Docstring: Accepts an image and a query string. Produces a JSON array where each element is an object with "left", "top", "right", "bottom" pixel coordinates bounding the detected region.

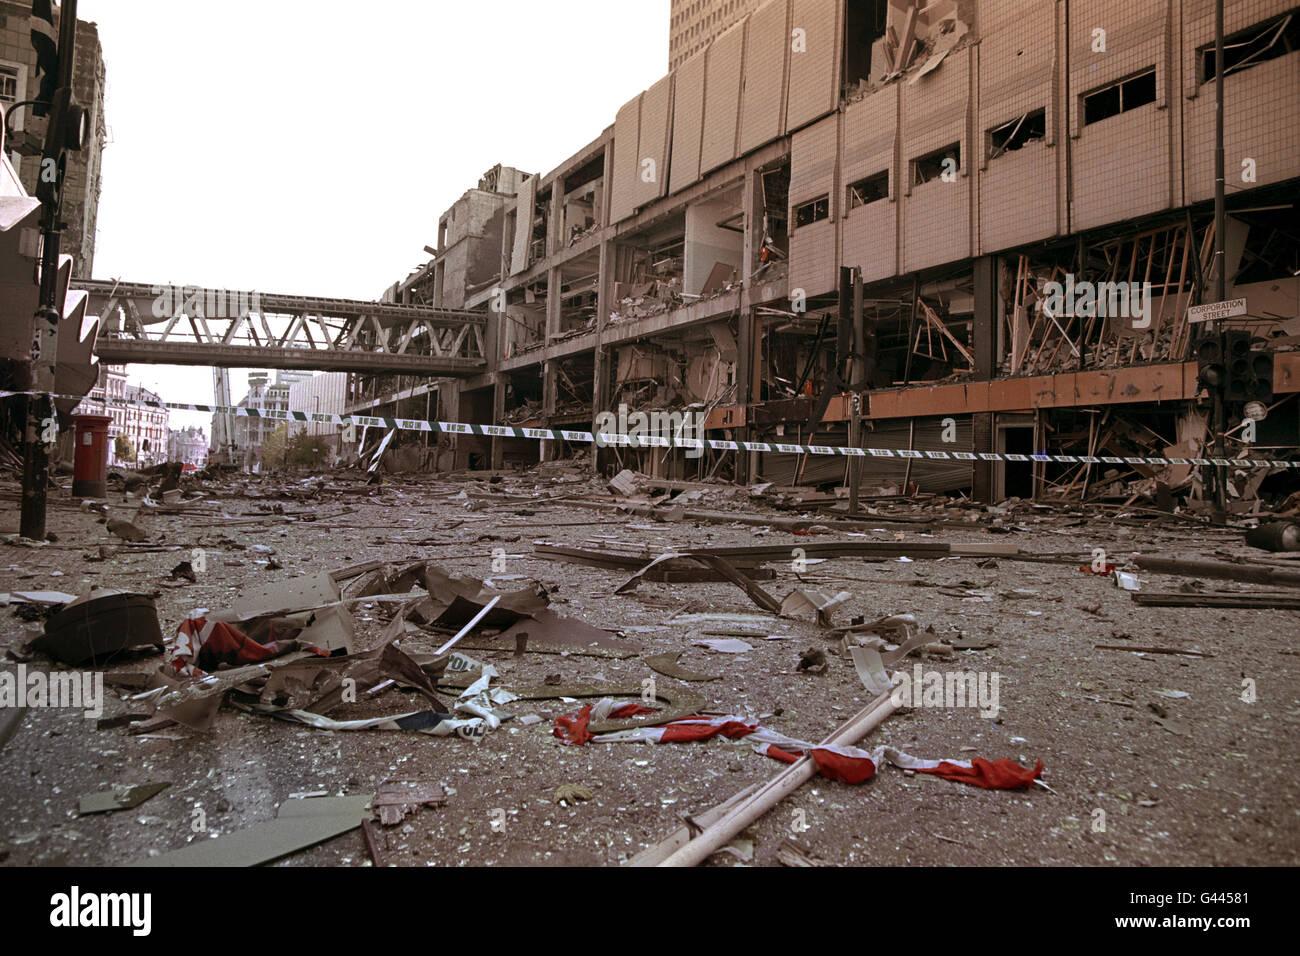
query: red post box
[{"left": 72, "top": 414, "right": 113, "bottom": 498}]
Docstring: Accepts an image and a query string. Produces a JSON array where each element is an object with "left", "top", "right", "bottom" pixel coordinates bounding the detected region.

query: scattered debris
[
  {"left": 134, "top": 795, "right": 374, "bottom": 867},
  {"left": 1132, "top": 592, "right": 1300, "bottom": 610},
  {"left": 372, "top": 779, "right": 448, "bottom": 826},
  {"left": 105, "top": 518, "right": 148, "bottom": 543},
  {"left": 644, "top": 651, "right": 720, "bottom": 682},
  {"left": 781, "top": 588, "right": 852, "bottom": 627},
  {"left": 776, "top": 840, "right": 824, "bottom": 867},
  {"left": 692, "top": 637, "right": 754, "bottom": 654},
  {"left": 1094, "top": 644, "right": 1213, "bottom": 657},
  {"left": 78, "top": 782, "right": 170, "bottom": 816},
  {"left": 23, "top": 590, "right": 164, "bottom": 666},
  {"left": 553, "top": 784, "right": 594, "bottom": 805},
  {"left": 1245, "top": 521, "right": 1300, "bottom": 552},
  {"left": 797, "top": 647, "right": 828, "bottom": 674}
]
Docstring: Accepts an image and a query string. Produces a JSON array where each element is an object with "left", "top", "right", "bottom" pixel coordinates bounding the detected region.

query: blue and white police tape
[{"left": 3, "top": 390, "right": 1295, "bottom": 470}]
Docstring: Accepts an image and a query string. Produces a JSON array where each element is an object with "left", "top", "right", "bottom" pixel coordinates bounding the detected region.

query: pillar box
[{"left": 72, "top": 414, "right": 113, "bottom": 498}]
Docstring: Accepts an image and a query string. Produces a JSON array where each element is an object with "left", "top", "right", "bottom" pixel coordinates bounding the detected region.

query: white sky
[{"left": 75, "top": 0, "right": 670, "bottom": 430}]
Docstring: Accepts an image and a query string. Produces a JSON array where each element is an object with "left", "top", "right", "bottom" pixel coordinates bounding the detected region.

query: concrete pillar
[
  {"left": 971, "top": 255, "right": 999, "bottom": 501},
  {"left": 441, "top": 385, "right": 462, "bottom": 469},
  {"left": 541, "top": 360, "right": 558, "bottom": 462},
  {"left": 548, "top": 177, "right": 566, "bottom": 257},
  {"left": 735, "top": 168, "right": 765, "bottom": 483},
  {"left": 972, "top": 255, "right": 999, "bottom": 379},
  {"left": 591, "top": 240, "right": 614, "bottom": 473},
  {"left": 546, "top": 267, "right": 561, "bottom": 341},
  {"left": 490, "top": 376, "right": 506, "bottom": 469},
  {"left": 972, "top": 412, "right": 995, "bottom": 504}
]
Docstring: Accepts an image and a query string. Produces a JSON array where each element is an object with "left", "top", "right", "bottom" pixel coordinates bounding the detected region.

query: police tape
[{"left": 3, "top": 389, "right": 1296, "bottom": 470}]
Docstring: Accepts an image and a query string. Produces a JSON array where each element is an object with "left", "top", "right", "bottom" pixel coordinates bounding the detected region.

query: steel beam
[
  {"left": 93, "top": 340, "right": 482, "bottom": 375},
  {"left": 71, "top": 278, "right": 488, "bottom": 377}
]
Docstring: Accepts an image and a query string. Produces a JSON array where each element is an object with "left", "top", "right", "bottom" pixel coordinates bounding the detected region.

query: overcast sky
[{"left": 75, "top": 0, "right": 670, "bottom": 430}]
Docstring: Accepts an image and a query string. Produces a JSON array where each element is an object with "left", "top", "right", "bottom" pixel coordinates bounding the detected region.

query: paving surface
[{"left": 1, "top": 469, "right": 1298, "bottom": 867}]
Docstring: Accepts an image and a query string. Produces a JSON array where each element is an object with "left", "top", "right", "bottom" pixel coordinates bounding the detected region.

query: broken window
[
  {"left": 1201, "top": 9, "right": 1299, "bottom": 82},
  {"left": 1232, "top": 206, "right": 1300, "bottom": 286},
  {"left": 987, "top": 109, "right": 1046, "bottom": 160},
  {"left": 847, "top": 171, "right": 889, "bottom": 209},
  {"left": 843, "top": 0, "right": 887, "bottom": 91},
  {"left": 1082, "top": 69, "right": 1156, "bottom": 126},
  {"left": 760, "top": 163, "right": 790, "bottom": 261},
  {"left": 794, "top": 195, "right": 830, "bottom": 229},
  {"left": 911, "top": 143, "right": 960, "bottom": 187}
]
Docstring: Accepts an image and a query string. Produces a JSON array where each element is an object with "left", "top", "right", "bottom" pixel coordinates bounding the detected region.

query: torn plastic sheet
[
  {"left": 168, "top": 575, "right": 363, "bottom": 677},
  {"left": 452, "top": 664, "right": 518, "bottom": 725},
  {"left": 261, "top": 663, "right": 516, "bottom": 740},
  {"left": 850, "top": 646, "right": 892, "bottom": 695},
  {"left": 270, "top": 708, "right": 493, "bottom": 739},
  {"left": 553, "top": 697, "right": 657, "bottom": 745},
  {"left": 556, "top": 706, "right": 1044, "bottom": 790},
  {"left": 758, "top": 740, "right": 1046, "bottom": 791},
  {"left": 169, "top": 617, "right": 317, "bottom": 677}
]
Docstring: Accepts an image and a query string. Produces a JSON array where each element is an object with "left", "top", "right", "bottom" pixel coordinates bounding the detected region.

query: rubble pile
[{"left": 1, "top": 454, "right": 1297, "bottom": 868}]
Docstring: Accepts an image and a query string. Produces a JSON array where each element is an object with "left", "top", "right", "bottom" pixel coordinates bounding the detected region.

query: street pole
[
  {"left": 19, "top": 0, "right": 79, "bottom": 540},
  {"left": 1211, "top": 0, "right": 1227, "bottom": 514}
]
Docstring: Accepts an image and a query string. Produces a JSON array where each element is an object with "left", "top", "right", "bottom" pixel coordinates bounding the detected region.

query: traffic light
[
  {"left": 29, "top": 0, "right": 89, "bottom": 210},
  {"left": 1195, "top": 333, "right": 1225, "bottom": 392},
  {"left": 34, "top": 87, "right": 88, "bottom": 208},
  {"left": 29, "top": 0, "right": 58, "bottom": 117},
  {"left": 1223, "top": 331, "right": 1273, "bottom": 403}
]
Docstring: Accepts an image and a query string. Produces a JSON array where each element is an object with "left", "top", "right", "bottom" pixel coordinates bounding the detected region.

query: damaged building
[
  {"left": 6, "top": 1, "right": 1300, "bottom": 880},
  {"left": 348, "top": 0, "right": 1300, "bottom": 509}
]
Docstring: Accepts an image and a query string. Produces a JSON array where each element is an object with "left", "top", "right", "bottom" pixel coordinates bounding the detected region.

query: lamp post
[{"left": 19, "top": 0, "right": 86, "bottom": 539}]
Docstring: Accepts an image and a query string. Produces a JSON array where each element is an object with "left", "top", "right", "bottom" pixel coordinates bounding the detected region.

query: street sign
[{"left": 1187, "top": 298, "right": 1247, "bottom": 323}]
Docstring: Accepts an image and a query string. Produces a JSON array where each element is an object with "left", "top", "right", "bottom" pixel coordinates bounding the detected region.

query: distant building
[
  {"left": 288, "top": 371, "right": 346, "bottom": 437},
  {"left": 120, "top": 383, "right": 168, "bottom": 466},
  {"left": 274, "top": 369, "right": 313, "bottom": 389},
  {"left": 73, "top": 365, "right": 168, "bottom": 466},
  {"left": 168, "top": 425, "right": 207, "bottom": 467},
  {"left": 286, "top": 372, "right": 348, "bottom": 466},
  {"left": 232, "top": 372, "right": 282, "bottom": 468}
]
